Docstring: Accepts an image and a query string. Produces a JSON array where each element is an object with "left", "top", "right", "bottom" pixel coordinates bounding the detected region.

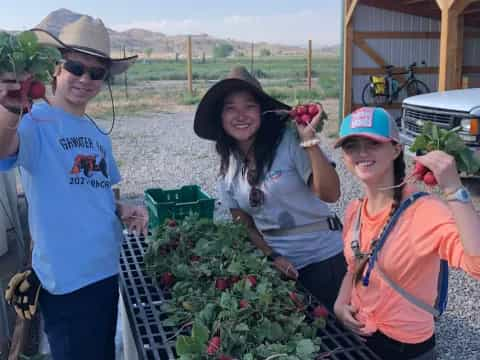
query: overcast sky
[{"left": 1, "top": 0, "right": 342, "bottom": 47}]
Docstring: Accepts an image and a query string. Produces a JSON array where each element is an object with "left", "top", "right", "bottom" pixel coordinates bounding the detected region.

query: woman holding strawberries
[
  {"left": 0, "top": 16, "right": 147, "bottom": 360},
  {"left": 334, "top": 107, "right": 480, "bottom": 359},
  {"left": 194, "top": 66, "right": 346, "bottom": 311}
]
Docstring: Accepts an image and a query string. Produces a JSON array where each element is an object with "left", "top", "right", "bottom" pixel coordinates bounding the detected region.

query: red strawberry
[
  {"left": 299, "top": 114, "right": 312, "bottom": 124},
  {"left": 215, "top": 278, "right": 229, "bottom": 291},
  {"left": 229, "top": 275, "right": 241, "bottom": 285},
  {"left": 313, "top": 305, "right": 328, "bottom": 319},
  {"left": 7, "top": 77, "right": 32, "bottom": 100},
  {"left": 295, "top": 105, "right": 307, "bottom": 115},
  {"left": 246, "top": 275, "right": 257, "bottom": 287},
  {"left": 412, "top": 162, "right": 428, "bottom": 180},
  {"left": 167, "top": 219, "right": 177, "bottom": 228},
  {"left": 160, "top": 272, "right": 175, "bottom": 287},
  {"left": 218, "top": 355, "right": 233, "bottom": 360},
  {"left": 28, "top": 81, "right": 46, "bottom": 99},
  {"left": 239, "top": 299, "right": 249, "bottom": 309},
  {"left": 423, "top": 172, "right": 438, "bottom": 186},
  {"left": 207, "top": 336, "right": 221, "bottom": 355},
  {"left": 308, "top": 104, "right": 319, "bottom": 116}
]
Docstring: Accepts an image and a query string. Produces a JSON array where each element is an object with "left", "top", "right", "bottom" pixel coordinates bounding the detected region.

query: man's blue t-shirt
[{"left": 0, "top": 103, "right": 123, "bottom": 294}]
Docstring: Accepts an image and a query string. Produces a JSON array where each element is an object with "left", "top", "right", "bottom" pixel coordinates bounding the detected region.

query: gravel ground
[{"left": 103, "top": 112, "right": 480, "bottom": 360}]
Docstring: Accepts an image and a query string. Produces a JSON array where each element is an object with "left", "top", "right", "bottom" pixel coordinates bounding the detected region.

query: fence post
[
  {"left": 250, "top": 42, "right": 255, "bottom": 74},
  {"left": 123, "top": 45, "right": 129, "bottom": 99},
  {"left": 187, "top": 35, "right": 193, "bottom": 96},
  {"left": 307, "top": 40, "right": 312, "bottom": 91}
]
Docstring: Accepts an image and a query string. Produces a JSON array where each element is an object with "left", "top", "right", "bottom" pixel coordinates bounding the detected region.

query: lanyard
[{"left": 351, "top": 192, "right": 428, "bottom": 286}]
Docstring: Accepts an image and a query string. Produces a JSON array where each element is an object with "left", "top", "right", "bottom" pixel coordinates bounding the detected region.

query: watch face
[{"left": 459, "top": 188, "right": 470, "bottom": 202}]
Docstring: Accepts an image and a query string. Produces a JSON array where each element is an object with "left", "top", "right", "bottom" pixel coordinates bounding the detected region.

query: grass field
[{"left": 88, "top": 55, "right": 341, "bottom": 118}]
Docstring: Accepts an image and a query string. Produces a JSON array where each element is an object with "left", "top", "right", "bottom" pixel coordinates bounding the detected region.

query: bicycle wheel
[
  {"left": 361, "top": 83, "right": 387, "bottom": 106},
  {"left": 406, "top": 80, "right": 430, "bottom": 97}
]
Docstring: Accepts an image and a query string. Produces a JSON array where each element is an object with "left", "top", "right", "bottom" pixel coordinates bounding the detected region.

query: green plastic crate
[{"left": 145, "top": 185, "right": 215, "bottom": 229}]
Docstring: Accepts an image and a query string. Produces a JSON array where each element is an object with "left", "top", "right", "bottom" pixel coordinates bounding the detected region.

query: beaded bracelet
[{"left": 300, "top": 137, "right": 321, "bottom": 148}]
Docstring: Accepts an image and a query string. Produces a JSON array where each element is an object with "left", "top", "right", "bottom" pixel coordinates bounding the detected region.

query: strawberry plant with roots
[
  {"left": 0, "top": 31, "right": 61, "bottom": 117},
  {"left": 381, "top": 122, "right": 480, "bottom": 191},
  {"left": 144, "top": 215, "right": 328, "bottom": 360},
  {"left": 263, "top": 102, "right": 328, "bottom": 134},
  {"left": 410, "top": 122, "right": 480, "bottom": 183}
]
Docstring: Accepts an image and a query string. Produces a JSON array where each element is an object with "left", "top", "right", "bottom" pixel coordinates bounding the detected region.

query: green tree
[
  {"left": 213, "top": 43, "right": 234, "bottom": 58},
  {"left": 143, "top": 48, "right": 153, "bottom": 63},
  {"left": 260, "top": 48, "right": 271, "bottom": 57}
]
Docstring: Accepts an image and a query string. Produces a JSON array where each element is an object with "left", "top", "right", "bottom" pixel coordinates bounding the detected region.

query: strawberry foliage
[
  {"left": 409, "top": 121, "right": 480, "bottom": 175},
  {"left": 0, "top": 31, "right": 60, "bottom": 82},
  {"left": 144, "top": 215, "right": 326, "bottom": 359}
]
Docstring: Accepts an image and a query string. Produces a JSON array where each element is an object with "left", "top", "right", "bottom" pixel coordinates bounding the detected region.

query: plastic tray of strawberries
[{"left": 119, "top": 233, "right": 380, "bottom": 360}]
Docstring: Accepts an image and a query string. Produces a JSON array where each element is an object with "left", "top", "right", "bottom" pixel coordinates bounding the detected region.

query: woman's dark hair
[
  {"left": 215, "top": 91, "right": 288, "bottom": 183},
  {"left": 354, "top": 147, "right": 406, "bottom": 284}
]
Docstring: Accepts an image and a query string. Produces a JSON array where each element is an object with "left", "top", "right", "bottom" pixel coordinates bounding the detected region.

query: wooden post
[
  {"left": 123, "top": 46, "right": 128, "bottom": 99},
  {"left": 187, "top": 35, "right": 193, "bottom": 95},
  {"left": 307, "top": 40, "right": 312, "bottom": 91},
  {"left": 437, "top": 0, "right": 476, "bottom": 90},
  {"left": 343, "top": 0, "right": 357, "bottom": 117},
  {"left": 250, "top": 42, "right": 255, "bottom": 74}
]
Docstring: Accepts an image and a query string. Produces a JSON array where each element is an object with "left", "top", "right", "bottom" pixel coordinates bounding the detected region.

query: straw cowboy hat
[
  {"left": 194, "top": 66, "right": 290, "bottom": 140},
  {"left": 31, "top": 16, "right": 137, "bottom": 75}
]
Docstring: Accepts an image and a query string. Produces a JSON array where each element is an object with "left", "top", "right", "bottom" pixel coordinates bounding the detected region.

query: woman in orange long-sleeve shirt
[{"left": 333, "top": 107, "right": 480, "bottom": 360}]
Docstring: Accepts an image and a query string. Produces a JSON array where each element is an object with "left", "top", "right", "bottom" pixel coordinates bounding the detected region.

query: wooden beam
[
  {"left": 353, "top": 66, "right": 438, "bottom": 75},
  {"left": 463, "top": 66, "right": 480, "bottom": 73},
  {"left": 464, "top": 7, "right": 480, "bottom": 14},
  {"left": 353, "top": 103, "right": 403, "bottom": 110},
  {"left": 353, "top": 37, "right": 408, "bottom": 82},
  {"left": 343, "top": 0, "right": 354, "bottom": 117},
  {"left": 403, "top": 0, "right": 430, "bottom": 4},
  {"left": 465, "top": 31, "right": 480, "bottom": 38},
  {"left": 457, "top": 0, "right": 480, "bottom": 13},
  {"left": 346, "top": 0, "right": 359, "bottom": 25},
  {"left": 438, "top": 0, "right": 479, "bottom": 90},
  {"left": 355, "top": 31, "right": 440, "bottom": 39},
  {"left": 455, "top": 14, "right": 465, "bottom": 88},
  {"left": 361, "top": 0, "right": 441, "bottom": 19},
  {"left": 438, "top": 6, "right": 459, "bottom": 90}
]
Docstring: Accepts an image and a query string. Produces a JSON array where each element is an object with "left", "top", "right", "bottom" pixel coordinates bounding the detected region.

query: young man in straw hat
[{"left": 0, "top": 16, "right": 146, "bottom": 359}]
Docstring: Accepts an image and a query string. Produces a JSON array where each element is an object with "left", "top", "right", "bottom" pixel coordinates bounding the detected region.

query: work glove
[{"left": 4, "top": 268, "right": 41, "bottom": 320}]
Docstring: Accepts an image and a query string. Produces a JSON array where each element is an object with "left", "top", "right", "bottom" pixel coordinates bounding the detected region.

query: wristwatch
[
  {"left": 445, "top": 186, "right": 471, "bottom": 203},
  {"left": 267, "top": 250, "right": 282, "bottom": 262}
]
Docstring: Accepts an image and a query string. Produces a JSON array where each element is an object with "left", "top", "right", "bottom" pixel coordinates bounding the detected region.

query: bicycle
[{"left": 361, "top": 61, "right": 430, "bottom": 106}]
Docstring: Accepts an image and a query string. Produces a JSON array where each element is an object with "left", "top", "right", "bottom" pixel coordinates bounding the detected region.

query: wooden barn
[{"left": 341, "top": 0, "right": 480, "bottom": 118}]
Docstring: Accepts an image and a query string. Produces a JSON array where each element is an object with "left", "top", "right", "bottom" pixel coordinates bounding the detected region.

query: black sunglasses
[
  {"left": 59, "top": 60, "right": 108, "bottom": 81},
  {"left": 246, "top": 163, "right": 265, "bottom": 208}
]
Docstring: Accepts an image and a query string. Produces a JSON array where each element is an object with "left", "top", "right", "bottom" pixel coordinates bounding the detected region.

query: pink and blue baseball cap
[{"left": 334, "top": 107, "right": 400, "bottom": 148}]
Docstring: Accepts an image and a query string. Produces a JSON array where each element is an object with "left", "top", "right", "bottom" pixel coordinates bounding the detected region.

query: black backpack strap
[
  {"left": 360, "top": 191, "right": 449, "bottom": 318},
  {"left": 362, "top": 192, "right": 429, "bottom": 286}
]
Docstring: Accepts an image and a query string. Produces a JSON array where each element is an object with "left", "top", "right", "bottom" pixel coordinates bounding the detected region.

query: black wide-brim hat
[{"left": 194, "top": 66, "right": 290, "bottom": 140}]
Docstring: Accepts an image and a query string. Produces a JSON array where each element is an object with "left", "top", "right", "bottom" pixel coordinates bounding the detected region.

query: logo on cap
[{"left": 350, "top": 108, "right": 374, "bottom": 129}]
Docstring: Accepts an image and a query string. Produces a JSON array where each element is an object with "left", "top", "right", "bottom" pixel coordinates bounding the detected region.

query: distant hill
[{"left": 27, "top": 8, "right": 339, "bottom": 59}]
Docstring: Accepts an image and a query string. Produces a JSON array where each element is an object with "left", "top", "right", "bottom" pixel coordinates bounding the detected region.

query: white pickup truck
[{"left": 399, "top": 88, "right": 480, "bottom": 156}]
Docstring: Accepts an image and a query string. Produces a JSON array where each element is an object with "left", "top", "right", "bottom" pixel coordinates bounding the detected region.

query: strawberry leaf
[{"left": 0, "top": 31, "right": 60, "bottom": 82}]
